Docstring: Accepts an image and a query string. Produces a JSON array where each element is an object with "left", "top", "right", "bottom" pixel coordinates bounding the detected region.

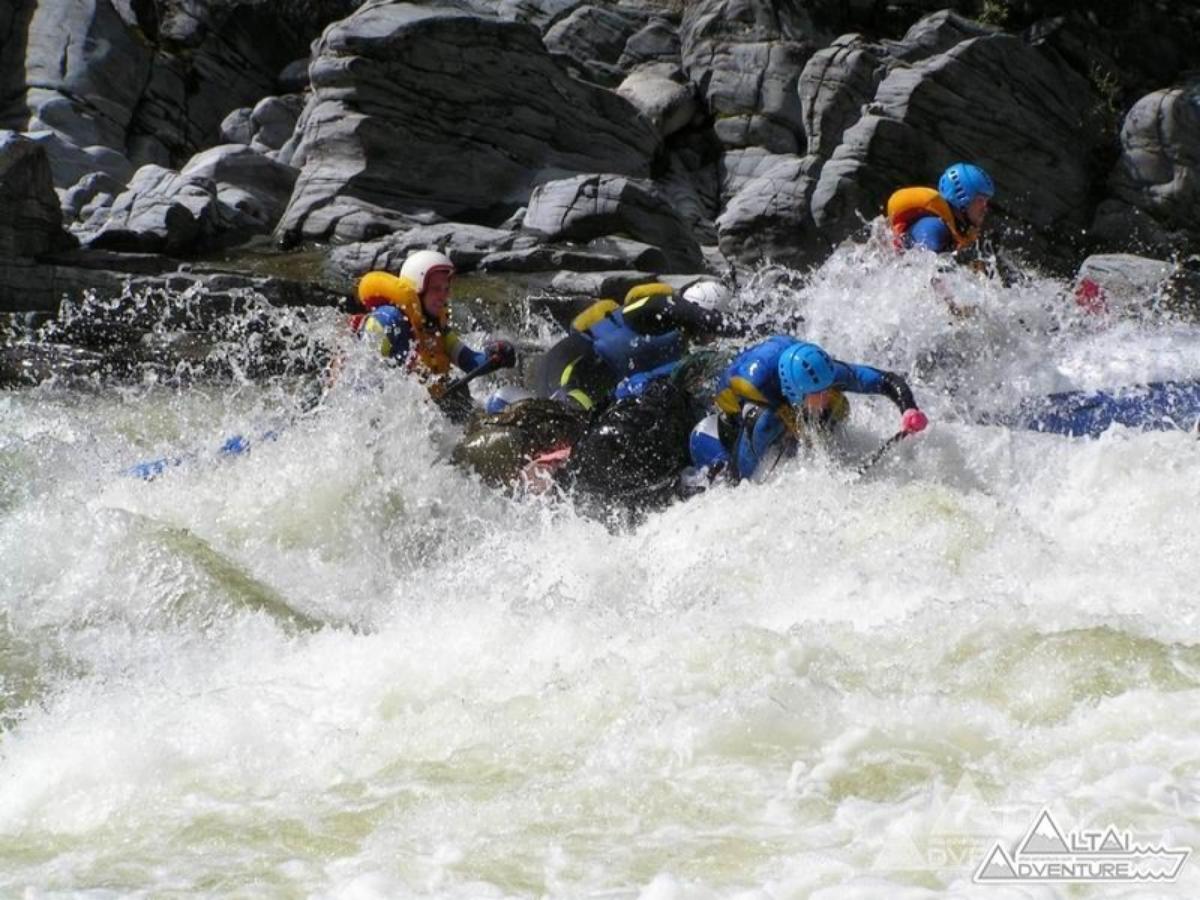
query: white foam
[{"left": 2, "top": 252, "right": 1198, "bottom": 895}]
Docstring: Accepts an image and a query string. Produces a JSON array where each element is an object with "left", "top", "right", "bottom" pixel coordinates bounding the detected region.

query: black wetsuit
[{"left": 536, "top": 294, "right": 738, "bottom": 411}]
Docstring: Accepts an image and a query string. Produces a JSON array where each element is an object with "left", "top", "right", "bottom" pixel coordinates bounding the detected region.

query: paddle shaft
[
  {"left": 855, "top": 430, "right": 908, "bottom": 476},
  {"left": 442, "top": 356, "right": 501, "bottom": 396}
]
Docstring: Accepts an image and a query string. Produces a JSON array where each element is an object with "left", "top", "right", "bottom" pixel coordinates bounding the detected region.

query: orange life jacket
[
  {"left": 886, "top": 186, "right": 978, "bottom": 251},
  {"left": 355, "top": 271, "right": 452, "bottom": 375}
]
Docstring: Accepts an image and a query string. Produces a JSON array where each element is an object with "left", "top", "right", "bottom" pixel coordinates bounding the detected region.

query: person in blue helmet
[
  {"left": 687, "top": 336, "right": 928, "bottom": 483},
  {"left": 887, "top": 162, "right": 995, "bottom": 255}
]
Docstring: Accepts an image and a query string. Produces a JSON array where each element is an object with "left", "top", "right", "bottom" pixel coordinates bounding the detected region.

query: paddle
[
  {"left": 432, "top": 354, "right": 512, "bottom": 424},
  {"left": 441, "top": 355, "right": 504, "bottom": 397},
  {"left": 854, "top": 430, "right": 909, "bottom": 477}
]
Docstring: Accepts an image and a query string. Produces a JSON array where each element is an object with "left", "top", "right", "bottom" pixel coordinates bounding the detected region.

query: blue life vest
[{"left": 587, "top": 310, "right": 684, "bottom": 378}]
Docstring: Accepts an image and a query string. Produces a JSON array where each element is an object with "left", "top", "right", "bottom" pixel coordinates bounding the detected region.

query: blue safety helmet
[
  {"left": 778, "top": 343, "right": 835, "bottom": 405},
  {"left": 938, "top": 163, "right": 994, "bottom": 213}
]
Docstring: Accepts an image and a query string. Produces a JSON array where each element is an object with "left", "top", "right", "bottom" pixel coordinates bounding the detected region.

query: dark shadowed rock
[
  {"left": 1025, "top": 9, "right": 1200, "bottom": 115},
  {"left": 4, "top": 0, "right": 362, "bottom": 178},
  {"left": 130, "top": 1, "right": 356, "bottom": 164},
  {"left": 492, "top": 0, "right": 584, "bottom": 30},
  {"left": 522, "top": 174, "right": 704, "bottom": 272},
  {"left": 659, "top": 126, "right": 722, "bottom": 245},
  {"left": 544, "top": 4, "right": 648, "bottom": 86},
  {"left": 277, "top": 58, "right": 312, "bottom": 94},
  {"left": 549, "top": 269, "right": 658, "bottom": 299},
  {"left": 199, "top": 95, "right": 301, "bottom": 167},
  {"left": 277, "top": 4, "right": 659, "bottom": 245},
  {"left": 618, "top": 18, "right": 681, "bottom": 69},
  {"left": 579, "top": 235, "right": 668, "bottom": 270},
  {"left": 1091, "top": 82, "right": 1200, "bottom": 257},
  {"left": 0, "top": 131, "right": 73, "bottom": 259},
  {"left": 329, "top": 217, "right": 669, "bottom": 277},
  {"left": 884, "top": 10, "right": 996, "bottom": 64},
  {"left": 0, "top": 253, "right": 342, "bottom": 321}
]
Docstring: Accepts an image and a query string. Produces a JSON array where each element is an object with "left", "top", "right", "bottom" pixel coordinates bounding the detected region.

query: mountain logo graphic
[
  {"left": 974, "top": 808, "right": 1191, "bottom": 884},
  {"left": 1018, "top": 810, "right": 1070, "bottom": 855}
]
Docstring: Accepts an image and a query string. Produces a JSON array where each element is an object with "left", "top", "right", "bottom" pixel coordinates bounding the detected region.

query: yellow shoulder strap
[
  {"left": 623, "top": 282, "right": 674, "bottom": 306},
  {"left": 571, "top": 299, "right": 620, "bottom": 333}
]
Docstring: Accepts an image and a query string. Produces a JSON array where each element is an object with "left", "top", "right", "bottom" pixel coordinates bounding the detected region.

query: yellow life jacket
[
  {"left": 886, "top": 186, "right": 978, "bottom": 250},
  {"left": 570, "top": 299, "right": 620, "bottom": 333},
  {"left": 569, "top": 282, "right": 676, "bottom": 333},
  {"left": 623, "top": 281, "right": 674, "bottom": 305},
  {"left": 356, "top": 271, "right": 452, "bottom": 375},
  {"left": 777, "top": 391, "right": 850, "bottom": 438}
]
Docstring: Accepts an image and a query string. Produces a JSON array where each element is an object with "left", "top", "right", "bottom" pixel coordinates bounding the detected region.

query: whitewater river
[{"left": 2, "top": 249, "right": 1198, "bottom": 897}]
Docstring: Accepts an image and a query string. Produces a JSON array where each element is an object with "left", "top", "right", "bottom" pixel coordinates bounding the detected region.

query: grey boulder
[
  {"left": 23, "top": 131, "right": 134, "bottom": 193},
  {"left": 549, "top": 269, "right": 658, "bottom": 299},
  {"left": 328, "top": 223, "right": 533, "bottom": 280},
  {"left": 479, "top": 237, "right": 668, "bottom": 274},
  {"left": 78, "top": 164, "right": 259, "bottom": 255},
  {"left": 277, "top": 4, "right": 659, "bottom": 246},
  {"left": 181, "top": 145, "right": 299, "bottom": 228},
  {"left": 680, "top": 0, "right": 818, "bottom": 153},
  {"left": 717, "top": 149, "right": 823, "bottom": 267},
  {"left": 618, "top": 18, "right": 682, "bottom": 69},
  {"left": 617, "top": 64, "right": 698, "bottom": 138},
  {"left": 522, "top": 174, "right": 704, "bottom": 273},
  {"left": 249, "top": 96, "right": 306, "bottom": 154},
  {"left": 799, "top": 34, "right": 886, "bottom": 159},
  {"left": 1091, "top": 82, "right": 1200, "bottom": 256},
  {"left": 543, "top": 4, "right": 649, "bottom": 86}
]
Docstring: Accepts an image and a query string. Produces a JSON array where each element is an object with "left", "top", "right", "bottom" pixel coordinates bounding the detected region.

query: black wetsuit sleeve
[
  {"left": 878, "top": 370, "right": 917, "bottom": 411},
  {"left": 535, "top": 331, "right": 593, "bottom": 397},
  {"left": 622, "top": 294, "right": 731, "bottom": 337}
]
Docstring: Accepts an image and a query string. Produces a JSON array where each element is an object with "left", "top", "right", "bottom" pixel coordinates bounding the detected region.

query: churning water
[{"left": 2, "top": 247, "right": 1198, "bottom": 898}]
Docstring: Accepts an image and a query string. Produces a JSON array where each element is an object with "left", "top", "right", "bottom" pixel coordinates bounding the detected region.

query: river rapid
[{"left": 2, "top": 246, "right": 1198, "bottom": 898}]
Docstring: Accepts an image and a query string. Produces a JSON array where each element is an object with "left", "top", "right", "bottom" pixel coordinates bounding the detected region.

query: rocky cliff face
[{"left": 2, "top": 0, "right": 1199, "bottom": 314}]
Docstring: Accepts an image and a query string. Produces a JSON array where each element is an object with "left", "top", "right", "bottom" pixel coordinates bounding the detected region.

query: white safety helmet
[
  {"left": 682, "top": 280, "right": 732, "bottom": 313},
  {"left": 400, "top": 249, "right": 455, "bottom": 294}
]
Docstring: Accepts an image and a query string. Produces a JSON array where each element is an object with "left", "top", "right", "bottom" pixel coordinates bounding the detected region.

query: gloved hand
[
  {"left": 901, "top": 408, "right": 929, "bottom": 434},
  {"left": 484, "top": 339, "right": 516, "bottom": 369}
]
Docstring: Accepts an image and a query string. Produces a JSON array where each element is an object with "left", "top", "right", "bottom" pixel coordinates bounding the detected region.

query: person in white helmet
[
  {"left": 535, "top": 279, "right": 741, "bottom": 412},
  {"left": 352, "top": 250, "right": 516, "bottom": 419}
]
